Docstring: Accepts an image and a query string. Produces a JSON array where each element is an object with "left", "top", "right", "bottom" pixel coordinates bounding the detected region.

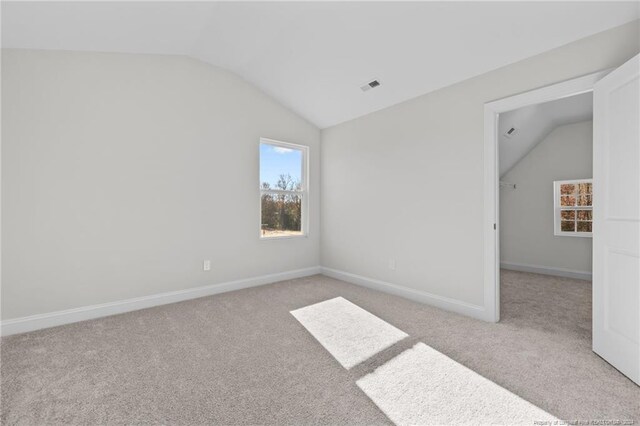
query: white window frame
[
  {"left": 553, "top": 178, "right": 593, "bottom": 238},
  {"left": 259, "top": 138, "right": 309, "bottom": 240}
]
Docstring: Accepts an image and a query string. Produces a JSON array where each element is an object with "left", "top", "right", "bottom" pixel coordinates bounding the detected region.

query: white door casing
[
  {"left": 484, "top": 70, "right": 610, "bottom": 323},
  {"left": 592, "top": 54, "right": 640, "bottom": 385}
]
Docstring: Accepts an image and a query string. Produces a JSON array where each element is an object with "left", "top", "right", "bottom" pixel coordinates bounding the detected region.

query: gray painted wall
[
  {"left": 320, "top": 21, "right": 638, "bottom": 308},
  {"left": 500, "top": 121, "right": 593, "bottom": 276},
  {"left": 1, "top": 49, "right": 320, "bottom": 320},
  {"left": 2, "top": 21, "right": 638, "bottom": 322}
]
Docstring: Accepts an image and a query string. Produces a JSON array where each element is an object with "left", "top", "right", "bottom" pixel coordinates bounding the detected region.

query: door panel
[
  {"left": 593, "top": 54, "right": 640, "bottom": 385},
  {"left": 605, "top": 248, "right": 639, "bottom": 343}
]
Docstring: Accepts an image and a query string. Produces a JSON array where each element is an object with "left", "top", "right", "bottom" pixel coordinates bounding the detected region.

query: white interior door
[{"left": 592, "top": 54, "right": 640, "bottom": 385}]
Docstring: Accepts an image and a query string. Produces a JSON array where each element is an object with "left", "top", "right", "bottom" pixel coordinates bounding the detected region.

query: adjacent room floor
[{"left": 2, "top": 271, "right": 638, "bottom": 424}]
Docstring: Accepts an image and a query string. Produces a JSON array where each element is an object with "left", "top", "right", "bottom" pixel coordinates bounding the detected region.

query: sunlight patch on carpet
[
  {"left": 290, "top": 297, "right": 408, "bottom": 369},
  {"left": 356, "top": 342, "right": 558, "bottom": 425}
]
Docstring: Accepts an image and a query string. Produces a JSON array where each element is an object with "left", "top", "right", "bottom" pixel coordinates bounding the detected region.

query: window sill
[
  {"left": 554, "top": 232, "right": 593, "bottom": 238},
  {"left": 260, "top": 234, "right": 308, "bottom": 241}
]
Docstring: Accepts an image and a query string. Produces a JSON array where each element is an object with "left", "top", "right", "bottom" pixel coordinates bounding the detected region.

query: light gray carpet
[{"left": 2, "top": 270, "right": 638, "bottom": 424}]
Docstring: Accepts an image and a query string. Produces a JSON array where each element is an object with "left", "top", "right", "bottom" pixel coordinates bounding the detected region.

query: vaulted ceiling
[
  {"left": 2, "top": 2, "right": 638, "bottom": 128},
  {"left": 499, "top": 92, "right": 593, "bottom": 177}
]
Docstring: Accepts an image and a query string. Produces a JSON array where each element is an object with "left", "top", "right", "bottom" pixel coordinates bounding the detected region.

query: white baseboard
[
  {"left": 8, "top": 262, "right": 587, "bottom": 337},
  {"left": 500, "top": 262, "right": 591, "bottom": 281},
  {"left": 320, "top": 267, "right": 489, "bottom": 321},
  {"left": 1, "top": 266, "right": 321, "bottom": 336}
]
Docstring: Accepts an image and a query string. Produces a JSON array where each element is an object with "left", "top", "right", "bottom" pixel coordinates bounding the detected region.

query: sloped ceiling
[
  {"left": 2, "top": 2, "right": 638, "bottom": 128},
  {"left": 499, "top": 92, "right": 593, "bottom": 177}
]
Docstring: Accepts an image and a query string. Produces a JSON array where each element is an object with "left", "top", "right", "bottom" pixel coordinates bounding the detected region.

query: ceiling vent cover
[
  {"left": 360, "top": 79, "right": 381, "bottom": 92},
  {"left": 504, "top": 127, "right": 517, "bottom": 138}
]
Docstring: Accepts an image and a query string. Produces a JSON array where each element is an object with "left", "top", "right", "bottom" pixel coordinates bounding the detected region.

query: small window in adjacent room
[
  {"left": 259, "top": 139, "right": 308, "bottom": 239},
  {"left": 553, "top": 179, "right": 593, "bottom": 237}
]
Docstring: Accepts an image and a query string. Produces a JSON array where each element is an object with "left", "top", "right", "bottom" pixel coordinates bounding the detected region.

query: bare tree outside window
[
  {"left": 554, "top": 179, "right": 593, "bottom": 237},
  {"left": 259, "top": 141, "right": 307, "bottom": 238}
]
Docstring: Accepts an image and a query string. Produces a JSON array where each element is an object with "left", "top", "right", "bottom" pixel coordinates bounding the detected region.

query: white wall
[
  {"left": 500, "top": 121, "right": 593, "bottom": 277},
  {"left": 321, "top": 21, "right": 639, "bottom": 314},
  {"left": 1, "top": 49, "right": 320, "bottom": 320}
]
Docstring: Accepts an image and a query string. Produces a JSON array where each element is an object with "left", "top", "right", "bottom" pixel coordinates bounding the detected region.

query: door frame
[{"left": 482, "top": 69, "right": 611, "bottom": 323}]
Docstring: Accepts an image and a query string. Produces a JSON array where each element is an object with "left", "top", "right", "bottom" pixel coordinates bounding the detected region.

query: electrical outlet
[
  {"left": 388, "top": 259, "right": 396, "bottom": 271},
  {"left": 203, "top": 260, "right": 211, "bottom": 271}
]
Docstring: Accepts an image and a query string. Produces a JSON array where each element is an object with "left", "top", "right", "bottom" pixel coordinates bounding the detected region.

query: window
[
  {"left": 553, "top": 179, "right": 592, "bottom": 237},
  {"left": 259, "top": 139, "right": 308, "bottom": 238}
]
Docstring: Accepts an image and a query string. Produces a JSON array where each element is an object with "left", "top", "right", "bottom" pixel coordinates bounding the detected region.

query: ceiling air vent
[
  {"left": 504, "top": 127, "right": 517, "bottom": 138},
  {"left": 360, "top": 79, "right": 381, "bottom": 92}
]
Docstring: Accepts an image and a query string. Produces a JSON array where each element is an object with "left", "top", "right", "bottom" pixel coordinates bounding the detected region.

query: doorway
[
  {"left": 483, "top": 55, "right": 640, "bottom": 385},
  {"left": 498, "top": 92, "right": 594, "bottom": 340},
  {"left": 482, "top": 70, "right": 608, "bottom": 323},
  {"left": 499, "top": 92, "right": 594, "bottom": 276}
]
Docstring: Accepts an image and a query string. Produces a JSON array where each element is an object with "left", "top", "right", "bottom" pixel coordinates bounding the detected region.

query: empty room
[
  {"left": 499, "top": 93, "right": 595, "bottom": 337},
  {"left": 1, "top": 2, "right": 639, "bottom": 425}
]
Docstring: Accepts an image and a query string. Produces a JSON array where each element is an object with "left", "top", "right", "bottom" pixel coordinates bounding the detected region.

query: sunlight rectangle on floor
[
  {"left": 356, "top": 342, "right": 557, "bottom": 425},
  {"left": 290, "top": 297, "right": 408, "bottom": 369}
]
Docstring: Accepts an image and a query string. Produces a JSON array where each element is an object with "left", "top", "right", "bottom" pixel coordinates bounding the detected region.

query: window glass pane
[
  {"left": 577, "top": 195, "right": 592, "bottom": 206},
  {"left": 577, "top": 210, "right": 592, "bottom": 221},
  {"left": 560, "top": 184, "right": 575, "bottom": 195},
  {"left": 259, "top": 143, "right": 303, "bottom": 190},
  {"left": 261, "top": 193, "right": 302, "bottom": 237},
  {"left": 560, "top": 195, "right": 576, "bottom": 206},
  {"left": 578, "top": 182, "right": 592, "bottom": 195},
  {"left": 561, "top": 221, "right": 575, "bottom": 232},
  {"left": 561, "top": 210, "right": 576, "bottom": 220},
  {"left": 577, "top": 221, "right": 592, "bottom": 232}
]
